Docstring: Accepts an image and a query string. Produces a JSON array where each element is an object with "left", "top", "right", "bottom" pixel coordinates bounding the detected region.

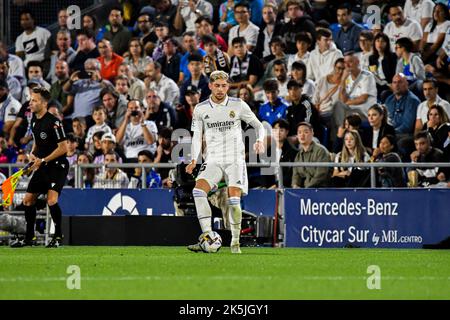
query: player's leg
[
  {"left": 225, "top": 162, "right": 248, "bottom": 254},
  {"left": 10, "top": 192, "right": 38, "bottom": 247}
]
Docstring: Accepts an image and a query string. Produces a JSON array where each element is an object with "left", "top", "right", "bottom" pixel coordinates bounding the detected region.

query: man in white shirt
[
  {"left": 332, "top": 52, "right": 377, "bottom": 138},
  {"left": 403, "top": 0, "right": 435, "bottom": 30},
  {"left": 174, "top": 0, "right": 213, "bottom": 33},
  {"left": 306, "top": 28, "right": 343, "bottom": 82},
  {"left": 0, "top": 79, "right": 20, "bottom": 137},
  {"left": 415, "top": 78, "right": 450, "bottom": 133},
  {"left": 15, "top": 9, "right": 51, "bottom": 66},
  {"left": 228, "top": 2, "right": 260, "bottom": 55},
  {"left": 115, "top": 100, "right": 158, "bottom": 160},
  {"left": 93, "top": 151, "right": 129, "bottom": 189},
  {"left": 145, "top": 61, "right": 180, "bottom": 107},
  {"left": 185, "top": 70, "right": 265, "bottom": 254},
  {"left": 0, "top": 41, "right": 25, "bottom": 83},
  {"left": 384, "top": 5, "right": 423, "bottom": 51}
]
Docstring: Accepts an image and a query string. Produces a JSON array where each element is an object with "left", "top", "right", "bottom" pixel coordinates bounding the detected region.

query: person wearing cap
[
  {"left": 175, "top": 85, "right": 200, "bottom": 130},
  {"left": 0, "top": 58, "right": 22, "bottom": 101},
  {"left": 292, "top": 122, "right": 331, "bottom": 188},
  {"left": 93, "top": 132, "right": 125, "bottom": 165},
  {"left": 116, "top": 99, "right": 158, "bottom": 161},
  {"left": 144, "top": 89, "right": 176, "bottom": 131},
  {"left": 179, "top": 53, "right": 210, "bottom": 106},
  {"left": 0, "top": 79, "right": 20, "bottom": 138}
]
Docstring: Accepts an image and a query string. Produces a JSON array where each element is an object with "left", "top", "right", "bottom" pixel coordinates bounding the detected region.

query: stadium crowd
[{"left": 1, "top": 0, "right": 450, "bottom": 193}]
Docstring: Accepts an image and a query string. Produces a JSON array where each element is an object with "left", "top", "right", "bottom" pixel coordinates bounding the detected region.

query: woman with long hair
[
  {"left": 371, "top": 134, "right": 406, "bottom": 187},
  {"left": 419, "top": 3, "right": 450, "bottom": 64},
  {"left": 365, "top": 104, "right": 396, "bottom": 156},
  {"left": 332, "top": 130, "right": 370, "bottom": 187},
  {"left": 123, "top": 38, "right": 153, "bottom": 80},
  {"left": 423, "top": 104, "right": 450, "bottom": 151},
  {"left": 368, "top": 33, "right": 398, "bottom": 102}
]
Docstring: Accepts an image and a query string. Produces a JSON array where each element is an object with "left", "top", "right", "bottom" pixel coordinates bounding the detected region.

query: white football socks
[
  {"left": 228, "top": 197, "right": 242, "bottom": 245},
  {"left": 193, "top": 188, "right": 212, "bottom": 234}
]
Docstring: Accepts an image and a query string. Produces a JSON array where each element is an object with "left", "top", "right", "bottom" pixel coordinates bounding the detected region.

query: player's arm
[
  {"left": 240, "top": 100, "right": 266, "bottom": 154},
  {"left": 186, "top": 107, "right": 203, "bottom": 174}
]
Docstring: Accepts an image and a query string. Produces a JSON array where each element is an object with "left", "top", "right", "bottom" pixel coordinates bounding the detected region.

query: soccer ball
[{"left": 199, "top": 231, "right": 222, "bottom": 253}]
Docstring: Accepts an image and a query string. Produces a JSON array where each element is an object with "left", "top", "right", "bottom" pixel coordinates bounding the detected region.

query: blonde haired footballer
[{"left": 186, "top": 71, "right": 265, "bottom": 254}]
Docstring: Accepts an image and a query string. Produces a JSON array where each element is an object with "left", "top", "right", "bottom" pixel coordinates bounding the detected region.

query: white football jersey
[{"left": 191, "top": 95, "right": 264, "bottom": 164}]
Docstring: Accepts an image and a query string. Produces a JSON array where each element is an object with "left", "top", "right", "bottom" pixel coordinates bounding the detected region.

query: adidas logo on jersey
[{"left": 204, "top": 115, "right": 210, "bottom": 119}]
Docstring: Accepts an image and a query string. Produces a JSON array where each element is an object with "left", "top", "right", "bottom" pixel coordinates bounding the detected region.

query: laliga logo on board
[{"left": 102, "top": 192, "right": 140, "bottom": 216}]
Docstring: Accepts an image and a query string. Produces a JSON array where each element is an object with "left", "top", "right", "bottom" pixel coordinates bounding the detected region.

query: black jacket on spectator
[
  {"left": 103, "top": 25, "right": 132, "bottom": 56},
  {"left": 260, "top": 141, "right": 298, "bottom": 188},
  {"left": 375, "top": 152, "right": 406, "bottom": 187},
  {"left": 179, "top": 74, "right": 211, "bottom": 106},
  {"left": 368, "top": 51, "right": 398, "bottom": 85},
  {"left": 69, "top": 47, "right": 100, "bottom": 73},
  {"left": 253, "top": 21, "right": 284, "bottom": 59},
  {"left": 147, "top": 101, "right": 177, "bottom": 131},
  {"left": 363, "top": 123, "right": 396, "bottom": 153},
  {"left": 425, "top": 123, "right": 450, "bottom": 155},
  {"left": 280, "top": 15, "right": 316, "bottom": 54},
  {"left": 286, "top": 95, "right": 321, "bottom": 139},
  {"left": 415, "top": 148, "right": 448, "bottom": 186},
  {"left": 157, "top": 53, "right": 182, "bottom": 84}
]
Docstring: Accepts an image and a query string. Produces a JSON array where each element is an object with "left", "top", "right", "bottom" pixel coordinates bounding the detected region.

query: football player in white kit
[{"left": 186, "top": 70, "right": 266, "bottom": 253}]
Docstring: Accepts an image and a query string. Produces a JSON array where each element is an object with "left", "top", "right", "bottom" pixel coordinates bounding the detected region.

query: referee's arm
[{"left": 30, "top": 141, "right": 68, "bottom": 171}]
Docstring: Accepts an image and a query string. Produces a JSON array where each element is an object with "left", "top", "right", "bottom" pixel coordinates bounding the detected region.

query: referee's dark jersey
[{"left": 27, "top": 112, "right": 69, "bottom": 194}]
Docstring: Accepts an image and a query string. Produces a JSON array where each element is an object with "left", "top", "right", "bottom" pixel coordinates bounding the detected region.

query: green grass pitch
[{"left": 1, "top": 246, "right": 449, "bottom": 299}]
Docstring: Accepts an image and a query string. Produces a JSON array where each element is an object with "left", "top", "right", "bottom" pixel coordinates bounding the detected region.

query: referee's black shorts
[{"left": 26, "top": 159, "right": 69, "bottom": 195}]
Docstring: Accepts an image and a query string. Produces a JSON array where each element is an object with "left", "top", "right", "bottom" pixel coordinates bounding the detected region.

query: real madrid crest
[{"left": 229, "top": 111, "right": 235, "bottom": 118}]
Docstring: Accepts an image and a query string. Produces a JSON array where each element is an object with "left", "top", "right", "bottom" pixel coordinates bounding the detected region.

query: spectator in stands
[
  {"left": 82, "top": 14, "right": 101, "bottom": 42},
  {"left": 117, "top": 63, "right": 146, "bottom": 102},
  {"left": 93, "top": 151, "right": 129, "bottom": 189},
  {"left": 313, "top": 57, "right": 345, "bottom": 127},
  {"left": 90, "top": 131, "right": 105, "bottom": 161},
  {"left": 333, "top": 113, "right": 363, "bottom": 154},
  {"left": 257, "top": 37, "right": 288, "bottom": 88},
  {"left": 123, "top": 38, "right": 152, "bottom": 81},
  {"left": 385, "top": 74, "right": 421, "bottom": 158},
  {"left": 368, "top": 33, "right": 398, "bottom": 102},
  {"left": 239, "top": 84, "right": 260, "bottom": 116},
  {"left": 157, "top": 37, "right": 182, "bottom": 83},
  {"left": 371, "top": 134, "right": 406, "bottom": 188},
  {"left": 219, "top": 0, "right": 239, "bottom": 33},
  {"left": 145, "top": 89, "right": 177, "bottom": 131},
  {"left": 333, "top": 3, "right": 363, "bottom": 54},
  {"left": 355, "top": 31, "right": 373, "bottom": 71},
  {"left": 71, "top": 117, "right": 87, "bottom": 152},
  {"left": 395, "top": 37, "right": 425, "bottom": 99},
  {"left": 145, "top": 61, "right": 180, "bottom": 108},
  {"left": 64, "top": 58, "right": 113, "bottom": 126},
  {"left": 287, "top": 32, "right": 312, "bottom": 73},
  {"left": 404, "top": 0, "right": 435, "bottom": 31},
  {"left": 422, "top": 105, "right": 450, "bottom": 153},
  {"left": 365, "top": 104, "right": 396, "bottom": 156},
  {"left": 154, "top": 127, "right": 175, "bottom": 185},
  {"left": 409, "top": 131, "right": 447, "bottom": 187},
  {"left": 258, "top": 79, "right": 289, "bottom": 125},
  {"left": 152, "top": 0, "right": 179, "bottom": 35},
  {"left": 25, "top": 61, "right": 51, "bottom": 92},
  {"left": 280, "top": 0, "right": 316, "bottom": 55},
  {"left": 228, "top": 2, "right": 260, "bottom": 54},
  {"left": 66, "top": 133, "right": 79, "bottom": 187},
  {"left": 229, "top": 37, "right": 263, "bottom": 91},
  {"left": 254, "top": 3, "right": 283, "bottom": 60},
  {"left": 44, "top": 8, "right": 73, "bottom": 60},
  {"left": 307, "top": 28, "right": 343, "bottom": 82},
  {"left": 15, "top": 8, "right": 51, "bottom": 66},
  {"left": 129, "top": 150, "right": 162, "bottom": 189},
  {"left": 286, "top": 80, "right": 320, "bottom": 141},
  {"left": 292, "top": 122, "right": 331, "bottom": 188},
  {"left": 202, "top": 35, "right": 230, "bottom": 79},
  {"left": 179, "top": 31, "right": 206, "bottom": 83},
  {"left": 116, "top": 100, "right": 158, "bottom": 161},
  {"left": 0, "top": 40, "right": 25, "bottom": 82},
  {"left": 0, "top": 58, "right": 22, "bottom": 101},
  {"left": 174, "top": 0, "right": 213, "bottom": 34},
  {"left": 332, "top": 52, "right": 377, "bottom": 140},
  {"left": 415, "top": 78, "right": 450, "bottom": 134},
  {"left": 180, "top": 54, "right": 210, "bottom": 105},
  {"left": 151, "top": 21, "right": 170, "bottom": 62},
  {"left": 0, "top": 79, "right": 20, "bottom": 139},
  {"left": 93, "top": 132, "right": 125, "bottom": 165},
  {"left": 383, "top": 5, "right": 423, "bottom": 51},
  {"left": 77, "top": 152, "right": 95, "bottom": 188},
  {"left": 46, "top": 30, "right": 76, "bottom": 85},
  {"left": 100, "top": 87, "right": 127, "bottom": 130},
  {"left": 49, "top": 60, "right": 70, "bottom": 112},
  {"left": 136, "top": 12, "right": 157, "bottom": 48},
  {"left": 175, "top": 86, "right": 200, "bottom": 130},
  {"left": 85, "top": 105, "right": 113, "bottom": 152},
  {"left": 289, "top": 61, "right": 315, "bottom": 100},
  {"left": 419, "top": 3, "right": 450, "bottom": 64},
  {"left": 332, "top": 129, "right": 370, "bottom": 187},
  {"left": 115, "top": 75, "right": 131, "bottom": 100},
  {"left": 269, "top": 59, "right": 290, "bottom": 100},
  {"left": 69, "top": 29, "right": 99, "bottom": 73},
  {"left": 103, "top": 7, "right": 132, "bottom": 56},
  {"left": 97, "top": 39, "right": 124, "bottom": 83}
]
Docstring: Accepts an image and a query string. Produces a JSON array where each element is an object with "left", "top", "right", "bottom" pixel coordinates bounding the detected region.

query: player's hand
[
  {"left": 186, "top": 160, "right": 196, "bottom": 175},
  {"left": 253, "top": 140, "right": 265, "bottom": 154}
]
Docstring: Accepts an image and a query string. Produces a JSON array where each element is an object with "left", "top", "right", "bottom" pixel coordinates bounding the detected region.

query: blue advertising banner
[
  {"left": 59, "top": 189, "right": 277, "bottom": 217},
  {"left": 284, "top": 189, "right": 450, "bottom": 248}
]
